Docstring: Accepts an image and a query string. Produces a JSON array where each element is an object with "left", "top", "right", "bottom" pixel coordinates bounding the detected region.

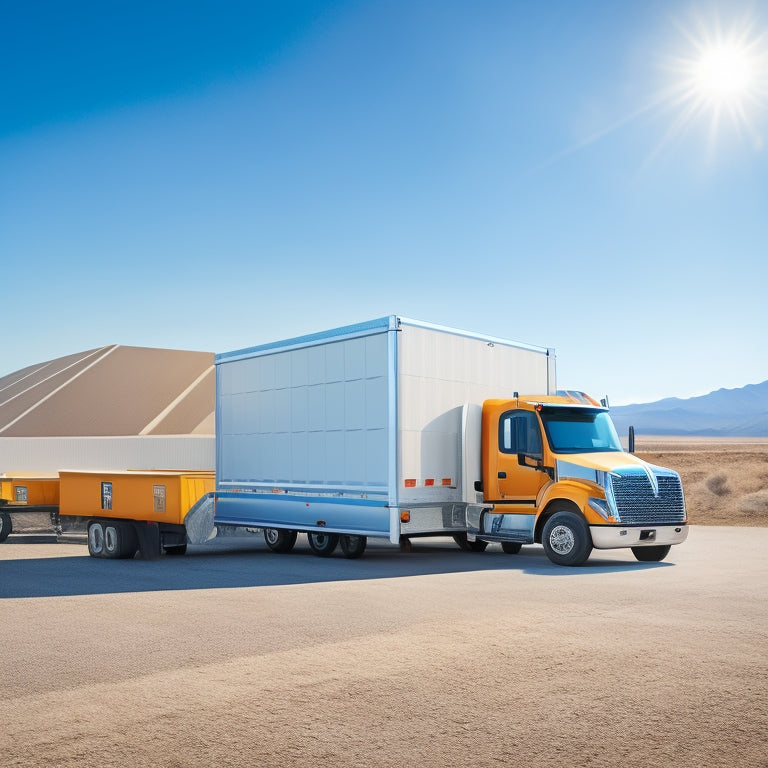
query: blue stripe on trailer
[{"left": 214, "top": 492, "right": 391, "bottom": 538}]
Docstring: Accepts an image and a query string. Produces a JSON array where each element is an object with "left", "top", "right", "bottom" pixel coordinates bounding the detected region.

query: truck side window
[{"left": 499, "top": 411, "right": 542, "bottom": 457}]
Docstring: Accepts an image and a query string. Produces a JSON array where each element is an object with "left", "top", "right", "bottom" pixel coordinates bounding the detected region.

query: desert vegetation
[{"left": 635, "top": 437, "right": 768, "bottom": 527}]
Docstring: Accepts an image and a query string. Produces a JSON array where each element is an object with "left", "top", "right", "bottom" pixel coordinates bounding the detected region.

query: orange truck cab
[{"left": 474, "top": 391, "right": 688, "bottom": 565}]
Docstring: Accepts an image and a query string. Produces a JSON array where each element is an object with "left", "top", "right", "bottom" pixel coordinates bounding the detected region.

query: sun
[
  {"left": 694, "top": 44, "right": 754, "bottom": 105},
  {"left": 657, "top": 12, "right": 768, "bottom": 150}
]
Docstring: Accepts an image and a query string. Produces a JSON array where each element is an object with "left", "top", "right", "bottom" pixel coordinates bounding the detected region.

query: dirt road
[{"left": 1, "top": 528, "right": 766, "bottom": 768}]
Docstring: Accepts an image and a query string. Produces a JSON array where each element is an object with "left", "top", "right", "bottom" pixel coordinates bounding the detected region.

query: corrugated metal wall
[
  {"left": 217, "top": 330, "right": 390, "bottom": 490},
  {"left": 0, "top": 436, "right": 214, "bottom": 474}
]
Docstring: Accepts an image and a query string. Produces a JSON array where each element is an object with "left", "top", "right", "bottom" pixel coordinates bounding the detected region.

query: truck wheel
[
  {"left": 0, "top": 512, "right": 12, "bottom": 543},
  {"left": 340, "top": 535, "right": 367, "bottom": 559},
  {"left": 453, "top": 533, "right": 489, "bottom": 552},
  {"left": 88, "top": 521, "right": 105, "bottom": 557},
  {"left": 307, "top": 532, "right": 339, "bottom": 557},
  {"left": 501, "top": 541, "right": 522, "bottom": 555},
  {"left": 263, "top": 528, "right": 298, "bottom": 553},
  {"left": 104, "top": 523, "right": 138, "bottom": 559},
  {"left": 542, "top": 511, "right": 593, "bottom": 566},
  {"left": 632, "top": 545, "right": 671, "bottom": 562}
]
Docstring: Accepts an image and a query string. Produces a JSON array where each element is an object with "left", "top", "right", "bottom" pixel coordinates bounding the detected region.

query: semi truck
[{"left": 72, "top": 316, "right": 688, "bottom": 565}]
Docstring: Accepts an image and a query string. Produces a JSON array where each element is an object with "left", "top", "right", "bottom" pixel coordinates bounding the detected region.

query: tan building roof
[{"left": 0, "top": 346, "right": 214, "bottom": 437}]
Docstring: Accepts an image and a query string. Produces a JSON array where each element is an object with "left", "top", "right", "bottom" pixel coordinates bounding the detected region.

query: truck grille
[{"left": 610, "top": 471, "right": 686, "bottom": 525}]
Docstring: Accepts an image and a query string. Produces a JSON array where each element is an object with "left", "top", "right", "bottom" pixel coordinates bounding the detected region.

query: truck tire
[
  {"left": 501, "top": 541, "right": 523, "bottom": 555},
  {"left": 104, "top": 523, "right": 138, "bottom": 559},
  {"left": 339, "top": 535, "right": 367, "bottom": 559},
  {"left": 542, "top": 510, "right": 593, "bottom": 566},
  {"left": 453, "top": 533, "right": 489, "bottom": 552},
  {"left": 0, "top": 511, "right": 11, "bottom": 543},
  {"left": 87, "top": 521, "right": 105, "bottom": 557},
  {"left": 307, "top": 531, "right": 339, "bottom": 557},
  {"left": 263, "top": 528, "right": 298, "bottom": 554},
  {"left": 632, "top": 545, "right": 671, "bottom": 562}
]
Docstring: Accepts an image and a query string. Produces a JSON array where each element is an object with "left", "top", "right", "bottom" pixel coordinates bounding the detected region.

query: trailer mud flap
[{"left": 135, "top": 522, "right": 162, "bottom": 560}]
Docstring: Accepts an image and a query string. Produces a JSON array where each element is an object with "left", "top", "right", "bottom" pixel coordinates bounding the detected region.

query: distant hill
[{"left": 609, "top": 380, "right": 768, "bottom": 438}]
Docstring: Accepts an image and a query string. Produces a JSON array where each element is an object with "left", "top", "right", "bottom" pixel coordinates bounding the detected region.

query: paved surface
[{"left": 1, "top": 527, "right": 766, "bottom": 767}]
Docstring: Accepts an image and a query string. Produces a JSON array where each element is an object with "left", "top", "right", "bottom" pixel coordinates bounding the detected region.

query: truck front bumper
[{"left": 590, "top": 523, "right": 689, "bottom": 550}]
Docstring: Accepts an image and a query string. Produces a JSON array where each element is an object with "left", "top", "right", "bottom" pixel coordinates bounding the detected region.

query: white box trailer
[{"left": 212, "top": 316, "right": 555, "bottom": 549}]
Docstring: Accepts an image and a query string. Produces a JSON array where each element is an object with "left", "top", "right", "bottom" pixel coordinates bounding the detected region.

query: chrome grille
[{"left": 610, "top": 471, "right": 686, "bottom": 525}]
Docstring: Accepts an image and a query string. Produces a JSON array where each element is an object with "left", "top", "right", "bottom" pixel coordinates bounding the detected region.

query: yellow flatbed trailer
[
  {"left": 59, "top": 470, "right": 214, "bottom": 558},
  {"left": 0, "top": 476, "right": 60, "bottom": 541}
]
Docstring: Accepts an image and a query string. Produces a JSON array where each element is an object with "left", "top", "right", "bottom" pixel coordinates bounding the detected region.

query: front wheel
[
  {"left": 339, "top": 535, "right": 367, "bottom": 559},
  {"left": 0, "top": 511, "right": 12, "bottom": 543},
  {"left": 263, "top": 528, "right": 298, "bottom": 554},
  {"left": 541, "top": 511, "right": 593, "bottom": 566},
  {"left": 632, "top": 545, "right": 671, "bottom": 562},
  {"left": 307, "top": 531, "right": 339, "bottom": 557}
]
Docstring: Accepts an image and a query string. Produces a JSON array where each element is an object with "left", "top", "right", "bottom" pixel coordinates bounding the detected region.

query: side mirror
[{"left": 518, "top": 453, "right": 543, "bottom": 470}]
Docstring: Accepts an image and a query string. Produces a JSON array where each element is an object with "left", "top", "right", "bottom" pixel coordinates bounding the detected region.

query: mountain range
[{"left": 608, "top": 380, "right": 768, "bottom": 438}]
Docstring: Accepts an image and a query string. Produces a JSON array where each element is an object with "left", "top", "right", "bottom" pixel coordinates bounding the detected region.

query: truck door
[{"left": 494, "top": 410, "right": 549, "bottom": 505}]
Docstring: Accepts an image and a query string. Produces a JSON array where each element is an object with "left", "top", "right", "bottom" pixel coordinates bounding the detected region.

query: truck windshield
[{"left": 539, "top": 408, "right": 622, "bottom": 454}]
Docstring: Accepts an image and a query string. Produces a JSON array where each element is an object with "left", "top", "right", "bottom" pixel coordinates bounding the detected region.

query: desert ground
[
  {"left": 1, "top": 437, "right": 766, "bottom": 768},
  {"left": 634, "top": 436, "right": 768, "bottom": 527}
]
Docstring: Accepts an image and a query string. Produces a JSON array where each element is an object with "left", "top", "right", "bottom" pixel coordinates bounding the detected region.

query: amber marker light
[{"left": 401, "top": 510, "right": 411, "bottom": 523}]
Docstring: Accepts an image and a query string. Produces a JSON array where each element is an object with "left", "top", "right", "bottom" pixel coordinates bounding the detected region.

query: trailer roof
[{"left": 216, "top": 316, "right": 553, "bottom": 364}]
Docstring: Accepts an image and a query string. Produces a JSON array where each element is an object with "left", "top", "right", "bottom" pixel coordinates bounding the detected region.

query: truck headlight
[{"left": 588, "top": 497, "right": 619, "bottom": 522}]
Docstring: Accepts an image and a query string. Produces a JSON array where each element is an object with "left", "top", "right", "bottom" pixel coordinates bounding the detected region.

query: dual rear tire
[
  {"left": 88, "top": 521, "right": 137, "bottom": 559},
  {"left": 265, "top": 529, "right": 367, "bottom": 559}
]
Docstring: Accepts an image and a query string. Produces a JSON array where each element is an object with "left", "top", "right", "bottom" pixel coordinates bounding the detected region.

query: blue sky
[{"left": 1, "top": 0, "right": 766, "bottom": 404}]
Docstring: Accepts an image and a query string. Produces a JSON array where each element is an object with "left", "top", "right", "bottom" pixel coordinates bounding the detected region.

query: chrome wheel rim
[{"left": 549, "top": 524, "right": 575, "bottom": 555}]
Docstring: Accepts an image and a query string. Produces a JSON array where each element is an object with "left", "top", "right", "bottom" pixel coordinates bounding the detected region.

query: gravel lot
[{"left": 1, "top": 527, "right": 766, "bottom": 768}]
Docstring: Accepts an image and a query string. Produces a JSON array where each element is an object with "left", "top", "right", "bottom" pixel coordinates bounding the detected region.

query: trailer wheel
[
  {"left": 104, "top": 523, "right": 138, "bottom": 559},
  {"left": 339, "top": 535, "right": 367, "bottom": 559},
  {"left": 0, "top": 512, "right": 12, "bottom": 543},
  {"left": 307, "top": 532, "right": 339, "bottom": 557},
  {"left": 263, "top": 528, "right": 298, "bottom": 554},
  {"left": 632, "top": 545, "right": 671, "bottom": 562},
  {"left": 541, "top": 511, "right": 592, "bottom": 566},
  {"left": 453, "top": 533, "right": 488, "bottom": 552},
  {"left": 501, "top": 541, "right": 522, "bottom": 555},
  {"left": 87, "top": 521, "right": 105, "bottom": 557}
]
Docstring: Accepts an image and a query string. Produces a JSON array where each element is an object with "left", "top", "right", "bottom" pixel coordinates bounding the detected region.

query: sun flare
[{"left": 659, "top": 13, "right": 768, "bottom": 150}]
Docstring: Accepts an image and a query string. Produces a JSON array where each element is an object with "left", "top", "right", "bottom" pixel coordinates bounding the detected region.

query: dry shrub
[
  {"left": 705, "top": 473, "right": 730, "bottom": 496},
  {"left": 738, "top": 491, "right": 768, "bottom": 516}
]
